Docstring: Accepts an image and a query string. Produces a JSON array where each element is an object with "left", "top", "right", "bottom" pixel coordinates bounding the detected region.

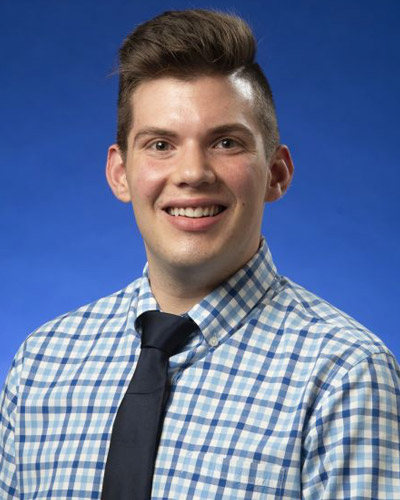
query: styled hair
[{"left": 117, "top": 9, "right": 280, "bottom": 157}]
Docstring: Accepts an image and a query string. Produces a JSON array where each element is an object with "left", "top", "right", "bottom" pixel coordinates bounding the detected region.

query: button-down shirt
[{"left": 1, "top": 240, "right": 399, "bottom": 499}]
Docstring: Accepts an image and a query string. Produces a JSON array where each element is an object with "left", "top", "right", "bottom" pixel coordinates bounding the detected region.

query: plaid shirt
[{"left": 1, "top": 240, "right": 399, "bottom": 499}]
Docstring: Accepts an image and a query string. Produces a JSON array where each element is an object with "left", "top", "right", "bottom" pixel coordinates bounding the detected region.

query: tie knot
[{"left": 139, "top": 311, "right": 198, "bottom": 357}]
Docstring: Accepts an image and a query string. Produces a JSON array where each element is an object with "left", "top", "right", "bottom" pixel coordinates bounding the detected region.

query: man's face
[{"left": 107, "top": 74, "right": 292, "bottom": 287}]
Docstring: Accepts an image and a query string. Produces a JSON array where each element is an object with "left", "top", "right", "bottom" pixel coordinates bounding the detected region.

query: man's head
[
  {"left": 116, "top": 9, "right": 279, "bottom": 159},
  {"left": 106, "top": 9, "right": 293, "bottom": 311}
]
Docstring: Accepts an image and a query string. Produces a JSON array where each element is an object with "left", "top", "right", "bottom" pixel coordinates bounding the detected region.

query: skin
[{"left": 106, "top": 74, "right": 294, "bottom": 314}]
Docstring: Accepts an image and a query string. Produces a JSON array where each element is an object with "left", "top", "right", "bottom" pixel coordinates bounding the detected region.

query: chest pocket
[{"left": 174, "top": 451, "right": 287, "bottom": 499}]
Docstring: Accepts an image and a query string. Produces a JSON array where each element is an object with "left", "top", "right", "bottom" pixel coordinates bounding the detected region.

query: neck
[
  {"left": 147, "top": 266, "right": 218, "bottom": 315},
  {"left": 145, "top": 240, "right": 262, "bottom": 314}
]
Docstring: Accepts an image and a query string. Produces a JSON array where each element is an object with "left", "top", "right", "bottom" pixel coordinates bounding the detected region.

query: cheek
[
  {"left": 222, "top": 161, "right": 267, "bottom": 203},
  {"left": 128, "top": 159, "right": 168, "bottom": 200}
]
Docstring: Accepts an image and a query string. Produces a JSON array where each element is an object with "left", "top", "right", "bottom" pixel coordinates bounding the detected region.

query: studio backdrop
[{"left": 1, "top": 0, "right": 399, "bottom": 385}]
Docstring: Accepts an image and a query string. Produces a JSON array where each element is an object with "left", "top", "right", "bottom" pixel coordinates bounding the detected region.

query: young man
[{"left": 1, "top": 9, "right": 399, "bottom": 499}]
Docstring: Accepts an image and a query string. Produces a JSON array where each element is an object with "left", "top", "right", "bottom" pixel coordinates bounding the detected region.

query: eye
[
  {"left": 214, "top": 138, "right": 241, "bottom": 149},
  {"left": 149, "top": 140, "right": 172, "bottom": 152}
]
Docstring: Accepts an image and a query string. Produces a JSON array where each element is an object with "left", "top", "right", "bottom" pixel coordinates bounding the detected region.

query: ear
[
  {"left": 265, "top": 145, "right": 294, "bottom": 202},
  {"left": 105, "top": 144, "right": 131, "bottom": 203}
]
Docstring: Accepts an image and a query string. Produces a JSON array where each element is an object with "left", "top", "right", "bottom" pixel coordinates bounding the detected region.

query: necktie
[{"left": 101, "top": 311, "right": 197, "bottom": 500}]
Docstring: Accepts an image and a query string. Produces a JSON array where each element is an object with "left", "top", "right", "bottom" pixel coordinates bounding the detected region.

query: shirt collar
[
  {"left": 133, "top": 238, "right": 278, "bottom": 346},
  {"left": 135, "top": 263, "right": 160, "bottom": 321},
  {"left": 188, "top": 238, "right": 278, "bottom": 346}
]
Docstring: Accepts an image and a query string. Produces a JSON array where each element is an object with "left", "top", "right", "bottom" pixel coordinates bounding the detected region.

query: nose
[{"left": 171, "top": 144, "right": 216, "bottom": 187}]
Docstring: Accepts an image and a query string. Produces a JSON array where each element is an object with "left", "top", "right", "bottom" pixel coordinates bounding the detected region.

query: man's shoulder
[
  {"left": 23, "top": 277, "right": 142, "bottom": 351},
  {"left": 2, "top": 278, "right": 143, "bottom": 396},
  {"left": 260, "top": 274, "right": 394, "bottom": 368}
]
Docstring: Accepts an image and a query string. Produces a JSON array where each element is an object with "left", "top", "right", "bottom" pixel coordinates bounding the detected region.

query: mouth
[{"left": 165, "top": 205, "right": 226, "bottom": 218}]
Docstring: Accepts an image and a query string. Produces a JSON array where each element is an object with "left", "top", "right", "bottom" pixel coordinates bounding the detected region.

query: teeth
[
  {"left": 194, "top": 207, "right": 203, "bottom": 217},
  {"left": 167, "top": 205, "right": 223, "bottom": 218}
]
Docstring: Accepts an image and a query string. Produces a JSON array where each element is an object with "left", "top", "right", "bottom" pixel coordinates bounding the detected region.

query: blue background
[{"left": 1, "top": 0, "right": 399, "bottom": 385}]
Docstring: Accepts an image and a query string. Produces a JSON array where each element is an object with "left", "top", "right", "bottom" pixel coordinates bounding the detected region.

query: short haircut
[{"left": 117, "top": 9, "right": 280, "bottom": 157}]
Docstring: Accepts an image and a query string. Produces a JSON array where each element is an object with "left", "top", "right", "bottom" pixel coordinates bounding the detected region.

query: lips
[{"left": 166, "top": 205, "right": 225, "bottom": 218}]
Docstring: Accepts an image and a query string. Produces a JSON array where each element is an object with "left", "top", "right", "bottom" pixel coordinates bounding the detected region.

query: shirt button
[{"left": 209, "top": 336, "right": 218, "bottom": 347}]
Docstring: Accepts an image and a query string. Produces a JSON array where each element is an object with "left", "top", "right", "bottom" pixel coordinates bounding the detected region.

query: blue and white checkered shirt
[{"left": 1, "top": 239, "right": 399, "bottom": 499}]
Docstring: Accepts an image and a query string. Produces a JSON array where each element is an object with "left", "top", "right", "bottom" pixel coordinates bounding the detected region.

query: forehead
[{"left": 129, "top": 74, "right": 260, "bottom": 132}]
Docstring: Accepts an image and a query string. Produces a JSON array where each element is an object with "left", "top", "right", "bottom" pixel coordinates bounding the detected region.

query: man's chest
[{"left": 16, "top": 341, "right": 307, "bottom": 498}]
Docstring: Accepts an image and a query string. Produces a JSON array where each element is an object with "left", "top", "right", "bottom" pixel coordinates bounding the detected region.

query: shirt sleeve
[
  {"left": 302, "top": 351, "right": 400, "bottom": 499},
  {"left": 0, "top": 352, "right": 22, "bottom": 498}
]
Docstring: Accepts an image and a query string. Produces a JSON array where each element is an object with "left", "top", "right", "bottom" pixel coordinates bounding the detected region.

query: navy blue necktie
[{"left": 101, "top": 311, "right": 197, "bottom": 499}]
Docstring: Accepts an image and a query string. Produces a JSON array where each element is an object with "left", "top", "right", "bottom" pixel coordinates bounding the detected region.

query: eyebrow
[
  {"left": 133, "top": 123, "right": 256, "bottom": 146},
  {"left": 208, "top": 123, "right": 256, "bottom": 141},
  {"left": 133, "top": 127, "right": 178, "bottom": 145}
]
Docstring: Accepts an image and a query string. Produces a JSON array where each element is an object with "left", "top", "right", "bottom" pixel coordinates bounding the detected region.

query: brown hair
[{"left": 117, "top": 9, "right": 279, "bottom": 157}]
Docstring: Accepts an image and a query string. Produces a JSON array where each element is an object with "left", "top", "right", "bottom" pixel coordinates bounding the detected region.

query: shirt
[{"left": 1, "top": 239, "right": 399, "bottom": 499}]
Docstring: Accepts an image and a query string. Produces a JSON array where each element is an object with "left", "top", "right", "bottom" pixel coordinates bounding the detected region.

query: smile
[{"left": 166, "top": 205, "right": 225, "bottom": 218}]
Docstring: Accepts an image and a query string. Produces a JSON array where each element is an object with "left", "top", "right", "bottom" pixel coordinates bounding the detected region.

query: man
[{"left": 1, "top": 9, "right": 399, "bottom": 499}]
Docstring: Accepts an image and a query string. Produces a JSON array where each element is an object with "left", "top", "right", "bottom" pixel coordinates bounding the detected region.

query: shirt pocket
[{"left": 176, "top": 451, "right": 287, "bottom": 499}]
